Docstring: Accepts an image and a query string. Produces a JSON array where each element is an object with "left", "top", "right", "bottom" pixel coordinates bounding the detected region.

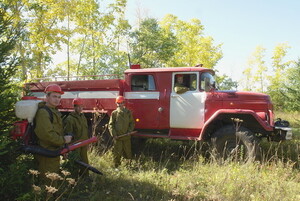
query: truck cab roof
[{"left": 125, "top": 67, "right": 215, "bottom": 75}]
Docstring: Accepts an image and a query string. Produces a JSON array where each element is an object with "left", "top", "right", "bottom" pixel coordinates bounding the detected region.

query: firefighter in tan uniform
[
  {"left": 34, "top": 84, "right": 72, "bottom": 184},
  {"left": 64, "top": 98, "right": 89, "bottom": 177},
  {"left": 108, "top": 96, "right": 135, "bottom": 168},
  {"left": 174, "top": 74, "right": 189, "bottom": 94}
]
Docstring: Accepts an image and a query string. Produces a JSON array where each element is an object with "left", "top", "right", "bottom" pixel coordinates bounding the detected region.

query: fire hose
[
  {"left": 21, "top": 136, "right": 98, "bottom": 157},
  {"left": 21, "top": 136, "right": 103, "bottom": 175}
]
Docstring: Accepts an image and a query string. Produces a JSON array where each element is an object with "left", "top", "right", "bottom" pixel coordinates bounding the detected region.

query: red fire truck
[{"left": 16, "top": 65, "right": 292, "bottom": 160}]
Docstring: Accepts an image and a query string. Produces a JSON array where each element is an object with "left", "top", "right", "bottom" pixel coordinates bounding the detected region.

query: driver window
[{"left": 174, "top": 73, "right": 197, "bottom": 94}]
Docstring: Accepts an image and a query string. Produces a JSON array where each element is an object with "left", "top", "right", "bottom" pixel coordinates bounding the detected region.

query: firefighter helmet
[
  {"left": 44, "top": 84, "right": 64, "bottom": 94},
  {"left": 73, "top": 98, "right": 83, "bottom": 106},
  {"left": 115, "top": 96, "right": 125, "bottom": 103}
]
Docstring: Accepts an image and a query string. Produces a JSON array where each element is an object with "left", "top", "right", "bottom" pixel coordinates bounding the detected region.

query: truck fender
[{"left": 199, "top": 109, "right": 274, "bottom": 140}]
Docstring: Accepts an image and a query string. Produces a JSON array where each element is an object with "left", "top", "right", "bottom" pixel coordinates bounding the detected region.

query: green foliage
[
  {"left": 13, "top": 0, "right": 70, "bottom": 79},
  {"left": 240, "top": 43, "right": 298, "bottom": 112},
  {"left": 5, "top": 1, "right": 225, "bottom": 80},
  {"left": 242, "top": 67, "right": 253, "bottom": 91},
  {"left": 216, "top": 74, "right": 238, "bottom": 90},
  {"left": 67, "top": 0, "right": 130, "bottom": 77},
  {"left": 6, "top": 0, "right": 130, "bottom": 80},
  {"left": 160, "top": 14, "right": 223, "bottom": 68},
  {"left": 0, "top": 133, "right": 34, "bottom": 201},
  {"left": 0, "top": 3, "right": 33, "bottom": 200},
  {"left": 267, "top": 43, "right": 292, "bottom": 110},
  {"left": 281, "top": 59, "right": 300, "bottom": 111},
  {"left": 129, "top": 18, "right": 179, "bottom": 68},
  {"left": 244, "top": 46, "right": 268, "bottom": 92},
  {"left": 0, "top": 1, "right": 21, "bottom": 131}
]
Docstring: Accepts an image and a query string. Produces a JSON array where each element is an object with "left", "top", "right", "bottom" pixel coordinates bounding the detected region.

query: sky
[{"left": 124, "top": 0, "right": 300, "bottom": 82}]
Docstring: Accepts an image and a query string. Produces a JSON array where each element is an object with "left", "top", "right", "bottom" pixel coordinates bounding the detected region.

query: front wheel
[{"left": 210, "top": 125, "right": 261, "bottom": 162}]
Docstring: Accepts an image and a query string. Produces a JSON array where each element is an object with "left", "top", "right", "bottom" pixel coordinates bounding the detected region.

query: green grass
[
  {"left": 22, "top": 111, "right": 300, "bottom": 200},
  {"left": 275, "top": 110, "right": 300, "bottom": 128},
  {"left": 65, "top": 136, "right": 300, "bottom": 201}
]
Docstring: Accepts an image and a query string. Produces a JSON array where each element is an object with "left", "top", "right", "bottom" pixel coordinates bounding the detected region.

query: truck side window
[
  {"left": 131, "top": 75, "right": 156, "bottom": 91},
  {"left": 200, "top": 72, "right": 215, "bottom": 92},
  {"left": 174, "top": 73, "right": 197, "bottom": 93}
]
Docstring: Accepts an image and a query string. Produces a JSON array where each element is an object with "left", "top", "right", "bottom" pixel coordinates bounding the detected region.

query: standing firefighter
[
  {"left": 64, "top": 98, "right": 89, "bottom": 178},
  {"left": 108, "top": 96, "right": 135, "bottom": 168},
  {"left": 34, "top": 84, "right": 72, "bottom": 184}
]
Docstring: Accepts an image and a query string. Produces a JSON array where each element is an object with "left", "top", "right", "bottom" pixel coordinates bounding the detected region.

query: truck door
[
  {"left": 125, "top": 74, "right": 160, "bottom": 129},
  {"left": 170, "top": 72, "right": 206, "bottom": 129}
]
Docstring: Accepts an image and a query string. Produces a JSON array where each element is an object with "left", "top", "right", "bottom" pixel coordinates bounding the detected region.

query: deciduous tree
[
  {"left": 267, "top": 43, "right": 292, "bottom": 109},
  {"left": 160, "top": 14, "right": 223, "bottom": 68},
  {"left": 216, "top": 74, "right": 238, "bottom": 90},
  {"left": 128, "top": 18, "right": 178, "bottom": 68},
  {"left": 280, "top": 59, "right": 300, "bottom": 111}
]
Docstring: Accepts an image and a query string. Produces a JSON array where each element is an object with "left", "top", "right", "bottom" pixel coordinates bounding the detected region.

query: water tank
[{"left": 15, "top": 96, "right": 42, "bottom": 123}]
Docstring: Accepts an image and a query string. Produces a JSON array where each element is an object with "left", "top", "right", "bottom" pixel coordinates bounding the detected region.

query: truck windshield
[{"left": 200, "top": 72, "right": 215, "bottom": 92}]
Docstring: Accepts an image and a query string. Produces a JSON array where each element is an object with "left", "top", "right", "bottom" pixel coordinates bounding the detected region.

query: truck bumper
[{"left": 274, "top": 127, "right": 293, "bottom": 140}]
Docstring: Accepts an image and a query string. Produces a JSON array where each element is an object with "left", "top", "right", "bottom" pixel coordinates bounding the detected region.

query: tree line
[
  {"left": 1, "top": 0, "right": 300, "bottom": 114},
  {"left": 5, "top": 0, "right": 222, "bottom": 81},
  {"left": 242, "top": 44, "right": 300, "bottom": 111}
]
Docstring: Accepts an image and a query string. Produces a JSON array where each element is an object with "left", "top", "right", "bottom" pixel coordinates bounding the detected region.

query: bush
[{"left": 0, "top": 132, "right": 35, "bottom": 201}]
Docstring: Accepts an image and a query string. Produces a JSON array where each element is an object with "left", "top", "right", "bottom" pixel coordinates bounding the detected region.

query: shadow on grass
[
  {"left": 67, "top": 172, "right": 194, "bottom": 201},
  {"left": 131, "top": 138, "right": 208, "bottom": 172}
]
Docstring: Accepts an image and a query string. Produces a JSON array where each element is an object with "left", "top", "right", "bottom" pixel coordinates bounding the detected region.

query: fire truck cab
[{"left": 124, "top": 67, "right": 215, "bottom": 140}]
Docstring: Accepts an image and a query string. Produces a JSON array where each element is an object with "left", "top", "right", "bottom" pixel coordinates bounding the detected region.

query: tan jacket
[
  {"left": 34, "top": 103, "right": 65, "bottom": 150},
  {"left": 64, "top": 112, "right": 89, "bottom": 142},
  {"left": 174, "top": 83, "right": 189, "bottom": 94},
  {"left": 108, "top": 107, "right": 135, "bottom": 140}
]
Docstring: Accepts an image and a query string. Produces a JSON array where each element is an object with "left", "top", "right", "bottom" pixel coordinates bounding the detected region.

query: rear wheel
[{"left": 210, "top": 125, "right": 261, "bottom": 162}]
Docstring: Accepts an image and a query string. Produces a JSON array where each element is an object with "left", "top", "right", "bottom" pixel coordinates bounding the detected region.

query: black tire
[{"left": 210, "top": 125, "right": 261, "bottom": 162}]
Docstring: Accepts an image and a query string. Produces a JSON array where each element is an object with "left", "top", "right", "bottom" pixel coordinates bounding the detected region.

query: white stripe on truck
[
  {"left": 124, "top": 92, "right": 160, "bottom": 100},
  {"left": 31, "top": 91, "right": 119, "bottom": 99}
]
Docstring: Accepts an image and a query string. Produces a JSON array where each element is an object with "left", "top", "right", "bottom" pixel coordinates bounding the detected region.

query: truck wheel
[{"left": 210, "top": 125, "right": 261, "bottom": 162}]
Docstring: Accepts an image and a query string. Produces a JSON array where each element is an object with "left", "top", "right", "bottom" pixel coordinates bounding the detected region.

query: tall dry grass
[
  {"left": 63, "top": 110, "right": 300, "bottom": 200},
  {"left": 64, "top": 134, "right": 300, "bottom": 201}
]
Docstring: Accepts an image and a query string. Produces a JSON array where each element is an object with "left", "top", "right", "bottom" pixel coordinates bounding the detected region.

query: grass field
[
  {"left": 29, "top": 112, "right": 300, "bottom": 201},
  {"left": 67, "top": 136, "right": 300, "bottom": 200}
]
